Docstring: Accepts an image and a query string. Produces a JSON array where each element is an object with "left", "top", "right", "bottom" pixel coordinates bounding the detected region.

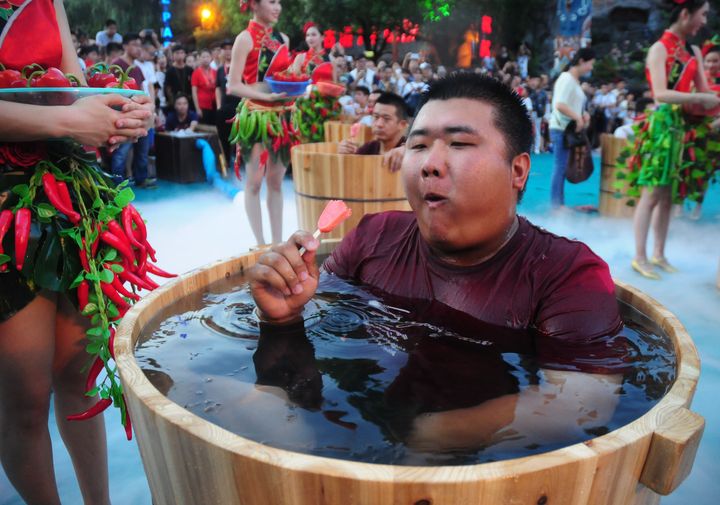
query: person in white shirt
[
  {"left": 549, "top": 47, "right": 595, "bottom": 208},
  {"left": 349, "top": 53, "right": 377, "bottom": 90},
  {"left": 95, "top": 19, "right": 122, "bottom": 48}
]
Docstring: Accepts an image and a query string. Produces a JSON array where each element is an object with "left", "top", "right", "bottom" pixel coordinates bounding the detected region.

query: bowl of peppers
[
  {"left": 265, "top": 69, "right": 311, "bottom": 97},
  {"left": 0, "top": 63, "right": 144, "bottom": 106}
]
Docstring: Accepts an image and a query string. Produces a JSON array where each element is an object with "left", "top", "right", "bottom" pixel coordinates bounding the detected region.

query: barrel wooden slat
[
  {"left": 600, "top": 134, "right": 636, "bottom": 218},
  {"left": 291, "top": 142, "right": 411, "bottom": 239},
  {"left": 115, "top": 265, "right": 702, "bottom": 505},
  {"left": 323, "top": 120, "right": 372, "bottom": 144}
]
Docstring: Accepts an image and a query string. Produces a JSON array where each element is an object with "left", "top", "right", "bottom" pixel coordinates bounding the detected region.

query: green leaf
[
  {"left": 11, "top": 184, "right": 29, "bottom": 198},
  {"left": 98, "top": 205, "right": 121, "bottom": 222},
  {"left": 0, "top": 254, "right": 9, "bottom": 265},
  {"left": 691, "top": 170, "right": 705, "bottom": 179},
  {"left": 70, "top": 272, "right": 85, "bottom": 289},
  {"left": 104, "top": 249, "right": 118, "bottom": 262},
  {"left": 87, "top": 326, "right": 104, "bottom": 337},
  {"left": 85, "top": 386, "right": 99, "bottom": 397},
  {"left": 93, "top": 197, "right": 103, "bottom": 209},
  {"left": 107, "top": 303, "right": 120, "bottom": 318},
  {"left": 36, "top": 203, "right": 57, "bottom": 219},
  {"left": 99, "top": 269, "right": 115, "bottom": 284},
  {"left": 85, "top": 272, "right": 100, "bottom": 282},
  {"left": 86, "top": 340, "right": 103, "bottom": 355},
  {"left": 82, "top": 303, "right": 98, "bottom": 316},
  {"left": 110, "top": 263, "right": 124, "bottom": 273},
  {"left": 91, "top": 313, "right": 101, "bottom": 325},
  {"left": 114, "top": 188, "right": 135, "bottom": 209}
]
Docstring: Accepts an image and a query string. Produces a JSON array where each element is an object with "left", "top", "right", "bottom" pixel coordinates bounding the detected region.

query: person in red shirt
[
  {"left": 191, "top": 48, "right": 218, "bottom": 125},
  {"left": 249, "top": 73, "right": 627, "bottom": 451}
]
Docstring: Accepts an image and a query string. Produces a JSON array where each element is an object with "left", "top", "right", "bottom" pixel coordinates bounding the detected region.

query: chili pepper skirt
[
  {"left": 230, "top": 98, "right": 301, "bottom": 168},
  {"left": 616, "top": 104, "right": 719, "bottom": 204},
  {"left": 293, "top": 88, "right": 342, "bottom": 143}
]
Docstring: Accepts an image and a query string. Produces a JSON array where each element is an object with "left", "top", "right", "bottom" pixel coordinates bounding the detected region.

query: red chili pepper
[
  {"left": 101, "top": 281, "right": 131, "bottom": 310},
  {"left": 31, "top": 67, "right": 71, "bottom": 88},
  {"left": 136, "top": 244, "right": 148, "bottom": 276},
  {"left": 107, "top": 220, "right": 135, "bottom": 255},
  {"left": 111, "top": 273, "right": 140, "bottom": 301},
  {"left": 0, "top": 68, "right": 23, "bottom": 88},
  {"left": 688, "top": 147, "right": 696, "bottom": 161},
  {"left": 144, "top": 240, "right": 157, "bottom": 263},
  {"left": 141, "top": 275, "right": 160, "bottom": 290},
  {"left": 87, "top": 72, "right": 118, "bottom": 88},
  {"left": 14, "top": 208, "right": 30, "bottom": 271},
  {"left": 122, "top": 77, "right": 139, "bottom": 90},
  {"left": 0, "top": 210, "right": 12, "bottom": 272},
  {"left": 118, "top": 266, "right": 154, "bottom": 291},
  {"left": 123, "top": 399, "right": 133, "bottom": 440},
  {"left": 121, "top": 206, "right": 145, "bottom": 251},
  {"left": 56, "top": 181, "right": 78, "bottom": 219},
  {"left": 146, "top": 262, "right": 177, "bottom": 278},
  {"left": 108, "top": 327, "right": 116, "bottom": 360},
  {"left": 85, "top": 356, "right": 104, "bottom": 392},
  {"left": 129, "top": 205, "right": 147, "bottom": 242},
  {"left": 79, "top": 238, "right": 91, "bottom": 272},
  {"left": 234, "top": 145, "right": 242, "bottom": 180},
  {"left": 42, "top": 173, "right": 81, "bottom": 224},
  {"left": 66, "top": 398, "right": 113, "bottom": 421},
  {"left": 77, "top": 280, "right": 90, "bottom": 311},
  {"left": 100, "top": 231, "right": 136, "bottom": 268}
]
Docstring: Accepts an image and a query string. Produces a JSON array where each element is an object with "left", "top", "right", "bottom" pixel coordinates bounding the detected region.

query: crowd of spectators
[{"left": 68, "top": 19, "right": 655, "bottom": 186}]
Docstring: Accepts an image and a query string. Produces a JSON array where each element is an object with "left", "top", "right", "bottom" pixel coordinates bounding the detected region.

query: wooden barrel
[
  {"left": 600, "top": 134, "right": 636, "bottom": 218},
  {"left": 116, "top": 247, "right": 703, "bottom": 505},
  {"left": 291, "top": 142, "right": 411, "bottom": 239},
  {"left": 323, "top": 120, "right": 373, "bottom": 144}
]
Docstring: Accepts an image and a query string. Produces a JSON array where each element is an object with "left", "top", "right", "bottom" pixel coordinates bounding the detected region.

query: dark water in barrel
[{"left": 135, "top": 271, "right": 675, "bottom": 466}]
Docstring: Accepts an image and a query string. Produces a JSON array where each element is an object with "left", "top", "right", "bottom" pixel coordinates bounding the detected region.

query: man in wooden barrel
[
  {"left": 338, "top": 92, "right": 409, "bottom": 155},
  {"left": 248, "top": 73, "right": 628, "bottom": 451}
]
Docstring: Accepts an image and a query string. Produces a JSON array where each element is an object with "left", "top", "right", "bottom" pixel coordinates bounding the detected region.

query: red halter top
[
  {"left": 646, "top": 30, "right": 697, "bottom": 95},
  {"left": 242, "top": 20, "right": 284, "bottom": 85},
  {"left": 0, "top": 0, "right": 62, "bottom": 71}
]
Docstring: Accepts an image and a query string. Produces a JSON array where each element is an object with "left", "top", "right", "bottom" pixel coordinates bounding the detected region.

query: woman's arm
[
  {"left": 692, "top": 45, "right": 711, "bottom": 93},
  {"left": 192, "top": 85, "right": 202, "bottom": 117},
  {"left": 55, "top": 0, "right": 85, "bottom": 84},
  {"left": 226, "top": 31, "right": 284, "bottom": 101},
  {"left": 648, "top": 42, "right": 717, "bottom": 107}
]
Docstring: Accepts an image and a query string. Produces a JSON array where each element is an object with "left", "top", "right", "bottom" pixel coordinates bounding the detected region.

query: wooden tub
[
  {"left": 599, "top": 134, "right": 635, "bottom": 218},
  {"left": 324, "top": 120, "right": 373, "bottom": 144},
  {"left": 291, "top": 142, "right": 411, "bottom": 239},
  {"left": 115, "top": 247, "right": 703, "bottom": 505}
]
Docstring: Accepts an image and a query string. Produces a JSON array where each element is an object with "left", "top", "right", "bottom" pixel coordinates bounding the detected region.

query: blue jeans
[
  {"left": 549, "top": 128, "right": 568, "bottom": 207},
  {"left": 111, "top": 133, "right": 150, "bottom": 184}
]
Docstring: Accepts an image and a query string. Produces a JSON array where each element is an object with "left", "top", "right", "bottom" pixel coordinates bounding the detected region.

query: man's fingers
[
  {"left": 261, "top": 249, "right": 304, "bottom": 294},
  {"left": 114, "top": 127, "right": 148, "bottom": 139},
  {"left": 96, "top": 93, "right": 133, "bottom": 107},
  {"left": 251, "top": 264, "right": 292, "bottom": 296},
  {"left": 115, "top": 118, "right": 147, "bottom": 130}
]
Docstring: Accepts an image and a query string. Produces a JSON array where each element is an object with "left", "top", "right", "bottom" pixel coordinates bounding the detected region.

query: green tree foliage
[{"left": 64, "top": 0, "right": 161, "bottom": 37}]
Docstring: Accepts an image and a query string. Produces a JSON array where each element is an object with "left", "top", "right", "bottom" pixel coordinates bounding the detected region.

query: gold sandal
[
  {"left": 632, "top": 260, "right": 661, "bottom": 280},
  {"left": 650, "top": 257, "right": 678, "bottom": 273}
]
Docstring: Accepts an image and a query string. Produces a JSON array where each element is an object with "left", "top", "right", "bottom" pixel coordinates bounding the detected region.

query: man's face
[
  {"left": 174, "top": 49, "right": 186, "bottom": 64},
  {"left": 356, "top": 58, "right": 367, "bottom": 71},
  {"left": 107, "top": 24, "right": 117, "bottom": 37},
  {"left": 175, "top": 97, "right": 189, "bottom": 115},
  {"left": 222, "top": 46, "right": 233, "bottom": 62},
  {"left": 402, "top": 98, "right": 528, "bottom": 253},
  {"left": 125, "top": 39, "right": 142, "bottom": 60},
  {"left": 371, "top": 102, "right": 405, "bottom": 142},
  {"left": 354, "top": 91, "right": 368, "bottom": 107}
]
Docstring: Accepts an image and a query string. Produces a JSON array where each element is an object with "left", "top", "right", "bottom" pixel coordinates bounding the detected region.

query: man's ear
[{"left": 511, "top": 152, "right": 531, "bottom": 195}]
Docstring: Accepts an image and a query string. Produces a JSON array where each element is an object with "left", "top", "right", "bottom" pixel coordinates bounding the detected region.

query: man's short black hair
[
  {"left": 416, "top": 72, "right": 532, "bottom": 160},
  {"left": 375, "top": 92, "right": 409, "bottom": 121},
  {"left": 79, "top": 44, "right": 99, "bottom": 58},
  {"left": 416, "top": 72, "right": 533, "bottom": 201},
  {"left": 123, "top": 32, "right": 141, "bottom": 45},
  {"left": 354, "top": 85, "right": 370, "bottom": 96},
  {"left": 105, "top": 19, "right": 117, "bottom": 27},
  {"left": 106, "top": 42, "right": 123, "bottom": 55},
  {"left": 172, "top": 45, "right": 186, "bottom": 54}
]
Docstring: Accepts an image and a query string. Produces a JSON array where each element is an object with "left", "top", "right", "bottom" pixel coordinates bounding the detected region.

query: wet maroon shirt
[{"left": 323, "top": 211, "right": 624, "bottom": 373}]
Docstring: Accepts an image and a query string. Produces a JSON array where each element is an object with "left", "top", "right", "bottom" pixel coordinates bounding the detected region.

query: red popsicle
[{"left": 299, "top": 200, "right": 352, "bottom": 255}]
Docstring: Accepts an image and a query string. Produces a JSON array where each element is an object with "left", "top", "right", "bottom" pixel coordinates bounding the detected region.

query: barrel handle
[{"left": 639, "top": 407, "right": 705, "bottom": 495}]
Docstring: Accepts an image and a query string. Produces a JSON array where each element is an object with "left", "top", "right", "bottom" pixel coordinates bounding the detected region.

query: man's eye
[
  {"left": 450, "top": 142, "right": 473, "bottom": 148},
  {"left": 410, "top": 143, "right": 426, "bottom": 150}
]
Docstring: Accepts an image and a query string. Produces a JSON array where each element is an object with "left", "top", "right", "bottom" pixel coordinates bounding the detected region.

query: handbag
[
  {"left": 565, "top": 141, "right": 594, "bottom": 184},
  {"left": 562, "top": 120, "right": 588, "bottom": 149}
]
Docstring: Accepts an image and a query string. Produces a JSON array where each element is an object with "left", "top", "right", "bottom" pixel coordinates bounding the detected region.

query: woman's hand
[
  {"left": 248, "top": 231, "right": 320, "bottom": 324},
  {"left": 696, "top": 92, "right": 720, "bottom": 110},
  {"left": 64, "top": 94, "right": 150, "bottom": 147},
  {"left": 266, "top": 92, "right": 288, "bottom": 102}
]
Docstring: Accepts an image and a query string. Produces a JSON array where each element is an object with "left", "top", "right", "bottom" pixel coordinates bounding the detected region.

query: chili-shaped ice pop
[{"left": 299, "top": 200, "right": 352, "bottom": 255}]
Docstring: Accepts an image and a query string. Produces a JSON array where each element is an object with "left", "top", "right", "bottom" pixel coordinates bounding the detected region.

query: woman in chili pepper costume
[
  {"left": 226, "top": 0, "right": 300, "bottom": 246},
  {"left": 293, "top": 22, "right": 342, "bottom": 143},
  {"left": 616, "top": 0, "right": 720, "bottom": 280},
  {"left": 0, "top": 1, "right": 155, "bottom": 503}
]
